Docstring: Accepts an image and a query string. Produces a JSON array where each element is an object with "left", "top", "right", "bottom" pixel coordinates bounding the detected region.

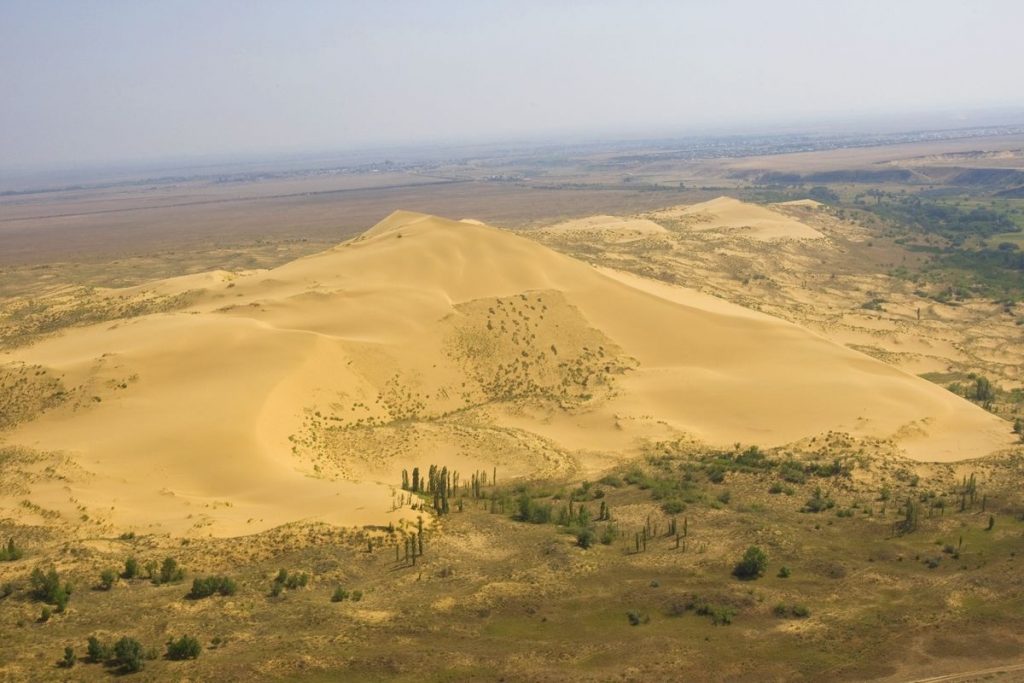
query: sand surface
[{"left": 1, "top": 210, "right": 1012, "bottom": 535}]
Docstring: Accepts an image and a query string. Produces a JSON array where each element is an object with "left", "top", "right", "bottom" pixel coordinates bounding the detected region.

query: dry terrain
[{"left": 2, "top": 132, "right": 1023, "bottom": 681}]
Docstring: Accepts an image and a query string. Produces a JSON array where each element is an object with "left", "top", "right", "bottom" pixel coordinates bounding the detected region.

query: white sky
[{"left": 2, "top": 0, "right": 1023, "bottom": 168}]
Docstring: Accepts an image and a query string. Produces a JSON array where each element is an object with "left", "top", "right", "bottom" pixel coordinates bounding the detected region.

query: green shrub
[
  {"left": 157, "top": 557, "right": 184, "bottom": 584},
  {"left": 576, "top": 528, "right": 596, "bottom": 549},
  {"left": 29, "top": 566, "right": 70, "bottom": 610},
  {"left": 777, "top": 565, "right": 791, "bottom": 578},
  {"left": 123, "top": 557, "right": 139, "bottom": 579},
  {"left": 351, "top": 590, "right": 363, "bottom": 602},
  {"left": 661, "top": 499, "right": 686, "bottom": 514},
  {"left": 114, "top": 636, "right": 144, "bottom": 672},
  {"left": 0, "top": 538, "right": 24, "bottom": 561},
  {"left": 87, "top": 636, "right": 111, "bottom": 663},
  {"left": 59, "top": 646, "right": 76, "bottom": 668},
  {"left": 165, "top": 634, "right": 201, "bottom": 660},
  {"left": 331, "top": 586, "right": 349, "bottom": 602},
  {"left": 696, "top": 602, "right": 735, "bottom": 625},
  {"left": 188, "top": 575, "right": 237, "bottom": 599},
  {"left": 733, "top": 546, "right": 767, "bottom": 580},
  {"left": 99, "top": 568, "right": 117, "bottom": 591}
]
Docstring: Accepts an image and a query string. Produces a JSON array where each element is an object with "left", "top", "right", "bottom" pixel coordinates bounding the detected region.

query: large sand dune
[{"left": 0, "top": 211, "right": 1012, "bottom": 536}]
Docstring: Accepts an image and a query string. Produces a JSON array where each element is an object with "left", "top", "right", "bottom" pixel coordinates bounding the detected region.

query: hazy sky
[{"left": 2, "top": 0, "right": 1023, "bottom": 169}]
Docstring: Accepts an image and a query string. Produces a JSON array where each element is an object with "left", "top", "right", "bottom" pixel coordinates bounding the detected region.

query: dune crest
[
  {"left": 1, "top": 211, "right": 1012, "bottom": 535},
  {"left": 649, "top": 196, "right": 825, "bottom": 240}
]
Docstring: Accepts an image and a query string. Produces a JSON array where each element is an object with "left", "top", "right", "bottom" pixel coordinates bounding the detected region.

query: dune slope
[{"left": 0, "top": 211, "right": 1012, "bottom": 535}]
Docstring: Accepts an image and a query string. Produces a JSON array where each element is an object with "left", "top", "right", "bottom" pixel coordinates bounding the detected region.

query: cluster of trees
[
  {"left": 85, "top": 635, "right": 148, "bottom": 673},
  {"left": 401, "top": 465, "right": 499, "bottom": 515},
  {"left": 188, "top": 575, "right": 238, "bottom": 599}
]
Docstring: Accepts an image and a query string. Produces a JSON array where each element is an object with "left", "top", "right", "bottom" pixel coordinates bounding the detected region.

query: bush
[
  {"left": 87, "top": 636, "right": 111, "bottom": 663},
  {"left": 99, "top": 568, "right": 117, "bottom": 591},
  {"left": 696, "top": 602, "right": 735, "bottom": 625},
  {"left": 29, "top": 566, "right": 70, "bottom": 610},
  {"left": 626, "top": 610, "right": 649, "bottom": 626},
  {"left": 123, "top": 557, "right": 139, "bottom": 579},
  {"left": 157, "top": 557, "right": 184, "bottom": 584},
  {"left": 600, "top": 524, "right": 616, "bottom": 545},
  {"left": 777, "top": 565, "right": 791, "bottom": 578},
  {"left": 166, "top": 634, "right": 201, "bottom": 660},
  {"left": 801, "top": 486, "right": 834, "bottom": 513},
  {"left": 773, "top": 603, "right": 810, "bottom": 619},
  {"left": 0, "top": 538, "right": 24, "bottom": 561},
  {"left": 114, "top": 636, "right": 144, "bottom": 672},
  {"left": 40, "top": 606, "right": 51, "bottom": 622},
  {"left": 733, "top": 546, "right": 767, "bottom": 580},
  {"left": 717, "top": 490, "right": 732, "bottom": 505},
  {"left": 188, "top": 575, "right": 237, "bottom": 599},
  {"left": 331, "top": 586, "right": 349, "bottom": 602},
  {"left": 59, "top": 646, "right": 76, "bottom": 668},
  {"left": 576, "top": 528, "right": 596, "bottom": 549},
  {"left": 661, "top": 499, "right": 686, "bottom": 515},
  {"left": 351, "top": 590, "right": 363, "bottom": 602}
]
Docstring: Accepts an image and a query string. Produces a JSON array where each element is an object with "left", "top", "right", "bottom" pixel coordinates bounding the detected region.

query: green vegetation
[
  {"left": 732, "top": 546, "right": 767, "bottom": 580},
  {"left": 29, "top": 566, "right": 71, "bottom": 612},
  {"left": 155, "top": 557, "right": 184, "bottom": 584},
  {"left": 188, "top": 575, "right": 237, "bottom": 599},
  {"left": 59, "top": 646, "right": 76, "bottom": 668},
  {"left": 0, "top": 538, "right": 24, "bottom": 561},
  {"left": 165, "top": 635, "right": 201, "bottom": 660},
  {"left": 123, "top": 556, "right": 139, "bottom": 579},
  {"left": 98, "top": 568, "right": 117, "bottom": 591}
]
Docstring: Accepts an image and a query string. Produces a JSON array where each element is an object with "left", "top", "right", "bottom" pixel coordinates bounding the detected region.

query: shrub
[
  {"left": 777, "top": 565, "right": 791, "bottom": 578},
  {"left": 733, "top": 546, "right": 767, "bottom": 580},
  {"left": 165, "top": 635, "right": 201, "bottom": 660},
  {"left": 40, "top": 606, "right": 51, "bottom": 622},
  {"left": 351, "top": 590, "right": 363, "bottom": 602},
  {"left": 123, "top": 557, "right": 139, "bottom": 579},
  {"left": 114, "top": 636, "right": 144, "bottom": 672},
  {"left": 87, "top": 636, "right": 111, "bottom": 663},
  {"left": 60, "top": 646, "right": 76, "bottom": 668},
  {"left": 331, "top": 586, "right": 349, "bottom": 602},
  {"left": 157, "top": 557, "right": 184, "bottom": 584},
  {"left": 0, "top": 538, "right": 24, "bottom": 561},
  {"left": 696, "top": 602, "right": 735, "bottom": 625},
  {"left": 626, "top": 610, "right": 649, "bottom": 626},
  {"left": 802, "top": 487, "right": 834, "bottom": 513},
  {"left": 600, "top": 524, "right": 616, "bottom": 545},
  {"left": 29, "top": 566, "right": 70, "bottom": 610},
  {"left": 99, "top": 568, "right": 117, "bottom": 591},
  {"left": 661, "top": 499, "right": 686, "bottom": 515},
  {"left": 773, "top": 603, "right": 810, "bottom": 618},
  {"left": 717, "top": 490, "right": 732, "bottom": 504},
  {"left": 779, "top": 461, "right": 806, "bottom": 484},
  {"left": 188, "top": 575, "right": 237, "bottom": 599},
  {"left": 768, "top": 482, "right": 784, "bottom": 494},
  {"left": 284, "top": 572, "right": 308, "bottom": 590},
  {"left": 576, "top": 528, "right": 596, "bottom": 549}
]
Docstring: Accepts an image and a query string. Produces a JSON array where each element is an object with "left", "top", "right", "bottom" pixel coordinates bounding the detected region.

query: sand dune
[
  {"left": 650, "top": 196, "right": 825, "bottom": 240},
  {"left": 1, "top": 210, "right": 1012, "bottom": 535}
]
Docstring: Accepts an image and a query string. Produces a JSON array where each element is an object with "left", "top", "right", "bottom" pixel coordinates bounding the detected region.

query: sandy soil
[{"left": 0, "top": 209, "right": 1013, "bottom": 539}]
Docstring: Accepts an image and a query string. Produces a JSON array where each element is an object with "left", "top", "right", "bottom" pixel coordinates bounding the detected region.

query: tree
[
  {"left": 973, "top": 376, "right": 994, "bottom": 402},
  {"left": 123, "top": 556, "right": 139, "bottom": 579},
  {"left": 165, "top": 635, "right": 201, "bottom": 660},
  {"left": 158, "top": 557, "right": 184, "bottom": 584},
  {"left": 114, "top": 636, "right": 144, "bottom": 673},
  {"left": 733, "top": 546, "right": 768, "bottom": 580},
  {"left": 87, "top": 636, "right": 111, "bottom": 663},
  {"left": 30, "top": 566, "right": 70, "bottom": 611}
]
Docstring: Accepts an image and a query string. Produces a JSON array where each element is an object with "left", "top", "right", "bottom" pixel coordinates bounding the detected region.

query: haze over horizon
[{"left": 2, "top": 0, "right": 1024, "bottom": 170}]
